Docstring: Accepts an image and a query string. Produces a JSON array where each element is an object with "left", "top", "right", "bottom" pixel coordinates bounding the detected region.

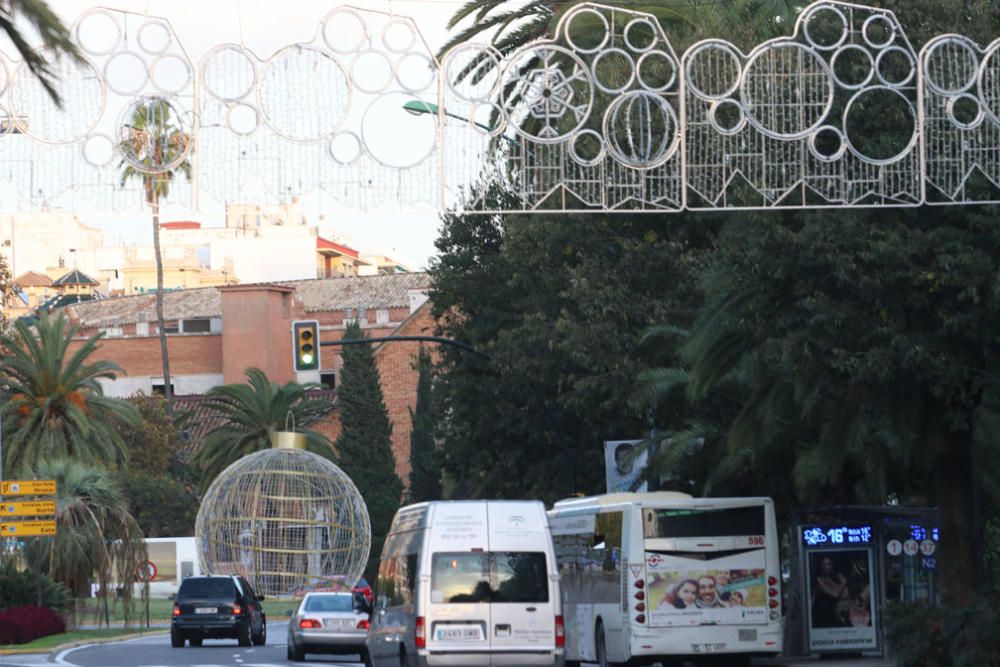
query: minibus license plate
[
  {"left": 437, "top": 626, "right": 482, "bottom": 641},
  {"left": 195, "top": 607, "right": 217, "bottom": 614}
]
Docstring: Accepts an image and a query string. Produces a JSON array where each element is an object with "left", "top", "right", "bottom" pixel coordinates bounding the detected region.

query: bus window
[{"left": 644, "top": 507, "right": 765, "bottom": 539}]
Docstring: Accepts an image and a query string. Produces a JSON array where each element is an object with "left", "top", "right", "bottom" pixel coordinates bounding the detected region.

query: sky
[{"left": 5, "top": 0, "right": 473, "bottom": 269}]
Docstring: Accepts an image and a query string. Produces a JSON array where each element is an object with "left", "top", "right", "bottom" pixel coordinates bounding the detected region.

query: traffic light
[{"left": 293, "top": 320, "right": 320, "bottom": 371}]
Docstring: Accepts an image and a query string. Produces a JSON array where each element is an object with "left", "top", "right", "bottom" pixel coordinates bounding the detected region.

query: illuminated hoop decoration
[
  {"left": 683, "top": 1, "right": 921, "bottom": 210},
  {"left": 195, "top": 437, "right": 371, "bottom": 599},
  {"left": 440, "top": 3, "right": 683, "bottom": 213},
  {"left": 197, "top": 7, "right": 439, "bottom": 210},
  {"left": 0, "top": 9, "right": 195, "bottom": 211},
  {"left": 921, "top": 34, "right": 1000, "bottom": 204}
]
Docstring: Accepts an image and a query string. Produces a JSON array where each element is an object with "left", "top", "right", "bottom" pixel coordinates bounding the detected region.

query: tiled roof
[
  {"left": 52, "top": 269, "right": 100, "bottom": 286},
  {"left": 14, "top": 271, "right": 53, "bottom": 287},
  {"left": 173, "top": 389, "right": 337, "bottom": 457},
  {"left": 64, "top": 273, "right": 431, "bottom": 326},
  {"left": 39, "top": 293, "right": 97, "bottom": 312}
]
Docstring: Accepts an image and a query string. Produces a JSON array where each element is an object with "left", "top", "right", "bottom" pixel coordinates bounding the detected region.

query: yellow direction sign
[
  {"left": 0, "top": 480, "right": 56, "bottom": 496},
  {"left": 1, "top": 501, "right": 56, "bottom": 517},
  {"left": 0, "top": 520, "right": 56, "bottom": 537}
]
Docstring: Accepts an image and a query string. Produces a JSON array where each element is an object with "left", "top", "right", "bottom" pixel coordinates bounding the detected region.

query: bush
[
  {"left": 0, "top": 605, "right": 65, "bottom": 644},
  {"left": 885, "top": 599, "right": 1000, "bottom": 667},
  {"left": 0, "top": 560, "right": 70, "bottom": 612}
]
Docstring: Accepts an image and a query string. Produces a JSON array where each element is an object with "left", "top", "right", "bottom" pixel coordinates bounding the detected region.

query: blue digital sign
[
  {"left": 910, "top": 525, "right": 939, "bottom": 542},
  {"left": 802, "top": 525, "right": 873, "bottom": 547}
]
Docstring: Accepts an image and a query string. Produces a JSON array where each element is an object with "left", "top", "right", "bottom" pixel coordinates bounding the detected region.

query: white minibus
[
  {"left": 548, "top": 492, "right": 782, "bottom": 666},
  {"left": 366, "top": 500, "right": 566, "bottom": 667}
]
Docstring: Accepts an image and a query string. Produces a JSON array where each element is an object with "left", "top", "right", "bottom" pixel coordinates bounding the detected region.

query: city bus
[{"left": 548, "top": 492, "right": 782, "bottom": 666}]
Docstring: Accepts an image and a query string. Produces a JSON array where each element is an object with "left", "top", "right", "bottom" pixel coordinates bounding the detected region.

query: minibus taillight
[
  {"left": 554, "top": 615, "right": 565, "bottom": 648},
  {"left": 415, "top": 616, "right": 426, "bottom": 649}
]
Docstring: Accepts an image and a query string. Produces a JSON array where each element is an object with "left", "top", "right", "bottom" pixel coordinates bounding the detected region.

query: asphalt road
[{"left": 2, "top": 622, "right": 365, "bottom": 667}]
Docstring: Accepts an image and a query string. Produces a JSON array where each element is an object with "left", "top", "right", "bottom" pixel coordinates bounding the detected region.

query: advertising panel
[
  {"left": 604, "top": 440, "right": 647, "bottom": 493},
  {"left": 645, "top": 552, "right": 768, "bottom": 627},
  {"left": 806, "top": 549, "right": 877, "bottom": 652},
  {"left": 146, "top": 540, "right": 177, "bottom": 583}
]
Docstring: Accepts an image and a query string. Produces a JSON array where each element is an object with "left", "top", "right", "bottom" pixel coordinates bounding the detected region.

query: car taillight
[
  {"left": 415, "top": 616, "right": 426, "bottom": 649},
  {"left": 232, "top": 604, "right": 242, "bottom": 616},
  {"left": 357, "top": 619, "right": 370, "bottom": 630},
  {"left": 172, "top": 605, "right": 180, "bottom": 617},
  {"left": 554, "top": 615, "right": 565, "bottom": 648},
  {"left": 299, "top": 619, "right": 321, "bottom": 629}
]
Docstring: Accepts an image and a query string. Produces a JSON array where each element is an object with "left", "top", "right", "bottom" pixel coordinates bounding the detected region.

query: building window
[
  {"left": 162, "top": 321, "right": 180, "bottom": 334},
  {"left": 320, "top": 372, "right": 336, "bottom": 390},
  {"left": 181, "top": 318, "right": 211, "bottom": 333},
  {"left": 152, "top": 383, "right": 175, "bottom": 396}
]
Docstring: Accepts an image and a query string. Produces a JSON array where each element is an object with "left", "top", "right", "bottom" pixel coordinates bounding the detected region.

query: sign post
[{"left": 0, "top": 480, "right": 58, "bottom": 538}]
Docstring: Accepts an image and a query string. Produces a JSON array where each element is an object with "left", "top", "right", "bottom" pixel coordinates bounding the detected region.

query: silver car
[{"left": 287, "top": 591, "right": 371, "bottom": 662}]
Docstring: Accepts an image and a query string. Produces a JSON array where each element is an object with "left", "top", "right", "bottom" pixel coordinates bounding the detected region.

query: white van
[{"left": 366, "top": 500, "right": 566, "bottom": 667}]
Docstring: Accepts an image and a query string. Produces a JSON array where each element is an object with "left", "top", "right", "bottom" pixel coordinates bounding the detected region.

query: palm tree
[
  {"left": 0, "top": 0, "right": 81, "bottom": 107},
  {"left": 0, "top": 312, "right": 139, "bottom": 477},
  {"left": 118, "top": 97, "right": 193, "bottom": 414},
  {"left": 193, "top": 368, "right": 335, "bottom": 488},
  {"left": 32, "top": 458, "right": 146, "bottom": 619}
]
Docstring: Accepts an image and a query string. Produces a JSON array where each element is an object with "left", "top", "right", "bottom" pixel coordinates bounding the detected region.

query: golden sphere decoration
[{"left": 195, "top": 442, "right": 370, "bottom": 598}]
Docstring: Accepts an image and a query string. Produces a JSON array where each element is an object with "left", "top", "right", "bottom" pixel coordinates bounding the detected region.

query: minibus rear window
[
  {"left": 493, "top": 552, "right": 548, "bottom": 603},
  {"left": 431, "top": 552, "right": 549, "bottom": 603},
  {"left": 432, "top": 553, "right": 490, "bottom": 603}
]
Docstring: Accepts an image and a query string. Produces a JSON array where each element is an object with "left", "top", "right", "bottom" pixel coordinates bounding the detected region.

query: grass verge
[
  {"left": 1, "top": 628, "right": 159, "bottom": 652},
  {"left": 73, "top": 597, "right": 299, "bottom": 624}
]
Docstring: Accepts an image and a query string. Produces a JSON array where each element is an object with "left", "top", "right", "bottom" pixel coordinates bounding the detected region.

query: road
[{"left": 0, "top": 621, "right": 365, "bottom": 667}]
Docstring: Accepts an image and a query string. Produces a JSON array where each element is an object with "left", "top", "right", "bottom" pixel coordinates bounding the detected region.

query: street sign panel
[
  {"left": 0, "top": 480, "right": 57, "bottom": 496},
  {"left": 0, "top": 520, "right": 56, "bottom": 537},
  {"left": 0, "top": 501, "right": 56, "bottom": 517}
]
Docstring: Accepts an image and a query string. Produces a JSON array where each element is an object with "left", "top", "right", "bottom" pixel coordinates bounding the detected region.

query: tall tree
[
  {"left": 334, "top": 321, "right": 402, "bottom": 578},
  {"left": 0, "top": 312, "right": 139, "bottom": 476},
  {"left": 407, "top": 347, "right": 441, "bottom": 503},
  {"left": 193, "top": 368, "right": 334, "bottom": 489},
  {"left": 118, "top": 98, "right": 193, "bottom": 414},
  {"left": 0, "top": 0, "right": 81, "bottom": 107}
]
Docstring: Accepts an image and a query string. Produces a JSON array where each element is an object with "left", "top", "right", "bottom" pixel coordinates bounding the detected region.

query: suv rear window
[
  {"left": 178, "top": 578, "right": 237, "bottom": 598},
  {"left": 431, "top": 552, "right": 548, "bottom": 604}
]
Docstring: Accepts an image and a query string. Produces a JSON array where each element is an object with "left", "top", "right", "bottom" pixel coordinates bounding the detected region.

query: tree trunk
[
  {"left": 933, "top": 427, "right": 978, "bottom": 607},
  {"left": 152, "top": 187, "right": 174, "bottom": 414}
]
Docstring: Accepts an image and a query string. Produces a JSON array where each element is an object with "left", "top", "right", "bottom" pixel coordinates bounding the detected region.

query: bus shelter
[{"left": 784, "top": 506, "right": 939, "bottom": 657}]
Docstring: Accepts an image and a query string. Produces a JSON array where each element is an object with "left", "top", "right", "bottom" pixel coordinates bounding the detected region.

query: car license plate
[
  {"left": 692, "top": 642, "right": 726, "bottom": 653},
  {"left": 323, "top": 618, "right": 353, "bottom": 629},
  {"left": 437, "top": 626, "right": 483, "bottom": 641},
  {"left": 195, "top": 607, "right": 217, "bottom": 614}
]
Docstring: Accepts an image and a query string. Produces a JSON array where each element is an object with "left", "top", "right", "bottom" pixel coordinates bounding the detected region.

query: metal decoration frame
[{"left": 3, "top": 1, "right": 1000, "bottom": 213}]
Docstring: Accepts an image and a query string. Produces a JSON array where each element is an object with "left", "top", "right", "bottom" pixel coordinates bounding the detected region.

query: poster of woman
[{"left": 807, "top": 549, "right": 877, "bottom": 652}]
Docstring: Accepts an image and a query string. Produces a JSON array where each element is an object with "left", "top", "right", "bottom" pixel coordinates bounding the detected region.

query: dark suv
[{"left": 171, "top": 575, "right": 267, "bottom": 648}]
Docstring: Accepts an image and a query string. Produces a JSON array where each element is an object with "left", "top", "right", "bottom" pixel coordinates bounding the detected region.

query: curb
[{"left": 0, "top": 629, "right": 168, "bottom": 656}]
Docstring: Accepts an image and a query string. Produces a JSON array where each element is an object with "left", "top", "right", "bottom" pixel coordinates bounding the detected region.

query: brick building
[{"left": 62, "top": 273, "right": 435, "bottom": 485}]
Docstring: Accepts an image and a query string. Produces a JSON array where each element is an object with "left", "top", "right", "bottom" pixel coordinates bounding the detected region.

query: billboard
[
  {"left": 604, "top": 440, "right": 647, "bottom": 493},
  {"left": 806, "top": 549, "right": 877, "bottom": 652},
  {"left": 645, "top": 552, "right": 768, "bottom": 627}
]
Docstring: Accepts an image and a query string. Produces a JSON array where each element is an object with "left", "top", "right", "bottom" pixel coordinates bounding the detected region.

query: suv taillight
[
  {"left": 554, "top": 615, "right": 565, "bottom": 648},
  {"left": 232, "top": 604, "right": 242, "bottom": 616},
  {"left": 172, "top": 604, "right": 180, "bottom": 617},
  {"left": 415, "top": 616, "right": 426, "bottom": 649}
]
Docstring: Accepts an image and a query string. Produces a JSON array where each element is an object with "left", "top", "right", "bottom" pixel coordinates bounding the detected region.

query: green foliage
[
  {"left": 0, "top": 560, "right": 70, "bottom": 612},
  {"left": 986, "top": 517, "right": 1000, "bottom": 594},
  {"left": 430, "top": 181, "right": 712, "bottom": 502},
  {"left": 408, "top": 348, "right": 441, "bottom": 503},
  {"left": 119, "top": 472, "right": 198, "bottom": 537},
  {"left": 0, "top": 312, "right": 139, "bottom": 477},
  {"left": 115, "top": 393, "right": 180, "bottom": 476},
  {"left": 193, "top": 368, "right": 334, "bottom": 489},
  {"left": 33, "top": 458, "right": 146, "bottom": 606},
  {"left": 334, "top": 321, "right": 402, "bottom": 578},
  {"left": 0, "top": 0, "right": 82, "bottom": 108},
  {"left": 885, "top": 600, "right": 1000, "bottom": 667}
]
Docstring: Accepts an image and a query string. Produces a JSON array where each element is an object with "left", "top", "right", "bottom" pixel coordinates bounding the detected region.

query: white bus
[{"left": 548, "top": 492, "right": 782, "bottom": 666}]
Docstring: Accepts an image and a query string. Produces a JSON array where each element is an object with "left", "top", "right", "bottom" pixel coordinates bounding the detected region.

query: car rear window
[
  {"left": 179, "top": 578, "right": 236, "bottom": 598},
  {"left": 304, "top": 595, "right": 354, "bottom": 612},
  {"left": 431, "top": 552, "right": 549, "bottom": 604}
]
